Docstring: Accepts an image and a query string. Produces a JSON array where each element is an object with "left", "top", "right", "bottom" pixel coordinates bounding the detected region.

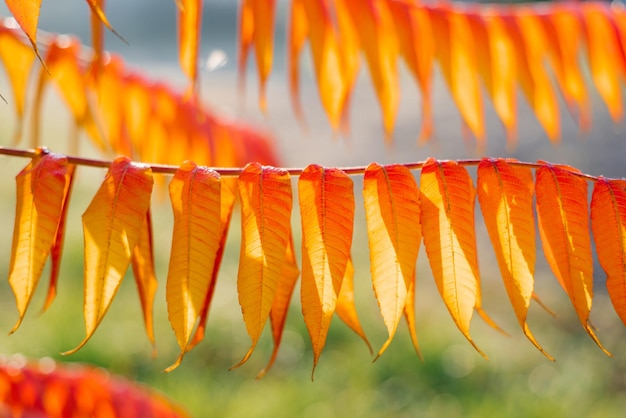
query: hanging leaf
[
  {"left": 363, "top": 163, "right": 421, "bottom": 359},
  {"left": 535, "top": 162, "right": 610, "bottom": 356},
  {"left": 5, "top": 0, "right": 44, "bottom": 65},
  {"left": 591, "top": 178, "right": 626, "bottom": 327},
  {"left": 0, "top": 28, "right": 37, "bottom": 144},
  {"left": 257, "top": 235, "right": 300, "bottom": 379},
  {"left": 477, "top": 158, "right": 552, "bottom": 360},
  {"left": 85, "top": 0, "right": 126, "bottom": 66},
  {"left": 186, "top": 178, "right": 237, "bottom": 352},
  {"left": 234, "top": 163, "right": 292, "bottom": 368},
  {"left": 420, "top": 158, "right": 487, "bottom": 357},
  {"left": 403, "top": 274, "right": 422, "bottom": 360},
  {"left": 335, "top": 257, "right": 372, "bottom": 355},
  {"left": 9, "top": 150, "right": 69, "bottom": 333},
  {"left": 299, "top": 164, "right": 354, "bottom": 376},
  {"left": 165, "top": 162, "right": 222, "bottom": 371},
  {"left": 41, "top": 163, "right": 76, "bottom": 313},
  {"left": 131, "top": 209, "right": 158, "bottom": 352},
  {"left": 177, "top": 0, "right": 203, "bottom": 90},
  {"left": 64, "top": 157, "right": 153, "bottom": 355}
]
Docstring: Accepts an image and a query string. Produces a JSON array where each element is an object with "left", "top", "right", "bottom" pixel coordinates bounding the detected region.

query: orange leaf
[
  {"left": 582, "top": 3, "right": 624, "bottom": 123},
  {"left": 257, "top": 234, "right": 300, "bottom": 379},
  {"left": 287, "top": 0, "right": 308, "bottom": 124},
  {"left": 344, "top": 0, "right": 399, "bottom": 139},
  {"left": 186, "top": 178, "right": 237, "bottom": 352},
  {"left": 165, "top": 161, "right": 222, "bottom": 371},
  {"left": 9, "top": 150, "right": 69, "bottom": 333},
  {"left": 299, "top": 164, "right": 354, "bottom": 376},
  {"left": 477, "top": 158, "right": 552, "bottom": 360},
  {"left": 64, "top": 157, "right": 153, "bottom": 355},
  {"left": 5, "top": 0, "right": 44, "bottom": 65},
  {"left": 420, "top": 158, "right": 486, "bottom": 357},
  {"left": 429, "top": 6, "right": 485, "bottom": 147},
  {"left": 177, "top": 0, "right": 203, "bottom": 89},
  {"left": 131, "top": 209, "right": 158, "bottom": 352},
  {"left": 41, "top": 164, "right": 76, "bottom": 313},
  {"left": 591, "top": 178, "right": 626, "bottom": 327},
  {"left": 504, "top": 10, "right": 560, "bottom": 141},
  {"left": 335, "top": 257, "right": 372, "bottom": 355},
  {"left": 234, "top": 163, "right": 292, "bottom": 368},
  {"left": 388, "top": 1, "right": 434, "bottom": 142},
  {"left": 85, "top": 0, "right": 126, "bottom": 66},
  {"left": 403, "top": 274, "right": 422, "bottom": 360},
  {"left": 363, "top": 163, "right": 421, "bottom": 359},
  {"left": 535, "top": 162, "right": 610, "bottom": 355},
  {"left": 0, "top": 28, "right": 37, "bottom": 144}
]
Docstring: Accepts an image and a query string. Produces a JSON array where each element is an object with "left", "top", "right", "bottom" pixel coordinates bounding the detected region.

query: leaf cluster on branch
[{"left": 1, "top": 0, "right": 626, "bottom": 379}]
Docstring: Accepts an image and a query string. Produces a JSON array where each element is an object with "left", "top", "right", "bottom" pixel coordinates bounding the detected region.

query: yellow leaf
[
  {"left": 131, "top": 210, "right": 158, "bottom": 353},
  {"left": 165, "top": 161, "right": 222, "bottom": 371},
  {"left": 536, "top": 162, "right": 610, "bottom": 356},
  {"left": 234, "top": 163, "right": 292, "bottom": 368},
  {"left": 591, "top": 178, "right": 626, "bottom": 327},
  {"left": 420, "top": 158, "right": 486, "bottom": 357},
  {"left": 403, "top": 275, "right": 422, "bottom": 360},
  {"left": 0, "top": 28, "right": 37, "bottom": 144},
  {"left": 257, "top": 235, "right": 300, "bottom": 379},
  {"left": 363, "top": 163, "right": 421, "bottom": 359},
  {"left": 477, "top": 158, "right": 552, "bottom": 360},
  {"left": 336, "top": 257, "right": 372, "bottom": 355},
  {"left": 177, "top": 0, "right": 203, "bottom": 90},
  {"left": 299, "top": 164, "right": 354, "bottom": 376},
  {"left": 64, "top": 157, "right": 153, "bottom": 355},
  {"left": 287, "top": 0, "right": 308, "bottom": 124},
  {"left": 41, "top": 164, "right": 76, "bottom": 313},
  {"left": 186, "top": 178, "right": 237, "bottom": 352},
  {"left": 5, "top": 0, "right": 44, "bottom": 65},
  {"left": 9, "top": 150, "right": 69, "bottom": 333}
]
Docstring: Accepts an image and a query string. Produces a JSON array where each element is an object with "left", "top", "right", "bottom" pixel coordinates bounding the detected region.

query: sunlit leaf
[
  {"left": 335, "top": 257, "right": 372, "bottom": 355},
  {"left": 165, "top": 161, "right": 221, "bottom": 371},
  {"left": 177, "top": 0, "right": 203, "bottom": 90},
  {"left": 363, "top": 163, "right": 421, "bottom": 358},
  {"left": 65, "top": 157, "right": 153, "bottom": 355},
  {"left": 535, "top": 162, "right": 610, "bottom": 355},
  {"left": 299, "top": 164, "right": 354, "bottom": 376},
  {"left": 9, "top": 150, "right": 69, "bottom": 333},
  {"left": 234, "top": 163, "right": 292, "bottom": 368},
  {"left": 591, "top": 178, "right": 626, "bottom": 327},
  {"left": 131, "top": 209, "right": 158, "bottom": 352},
  {"left": 5, "top": 0, "right": 44, "bottom": 65},
  {"left": 477, "top": 158, "right": 551, "bottom": 360},
  {"left": 420, "top": 158, "right": 487, "bottom": 357}
]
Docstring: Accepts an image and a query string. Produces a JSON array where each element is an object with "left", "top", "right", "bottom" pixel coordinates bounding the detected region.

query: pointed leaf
[
  {"left": 65, "top": 157, "right": 153, "bottom": 355},
  {"left": 335, "top": 257, "right": 372, "bottom": 355},
  {"left": 177, "top": 0, "right": 203, "bottom": 89},
  {"left": 234, "top": 163, "right": 292, "bottom": 368},
  {"left": 477, "top": 158, "right": 552, "bottom": 359},
  {"left": 85, "top": 0, "right": 126, "bottom": 65},
  {"left": 131, "top": 209, "right": 158, "bottom": 352},
  {"left": 299, "top": 165, "right": 354, "bottom": 375},
  {"left": 420, "top": 158, "right": 486, "bottom": 357},
  {"left": 5, "top": 0, "right": 44, "bottom": 64},
  {"left": 536, "top": 162, "right": 610, "bottom": 355},
  {"left": 363, "top": 163, "right": 421, "bottom": 358},
  {"left": 591, "top": 178, "right": 626, "bottom": 327},
  {"left": 9, "top": 150, "right": 69, "bottom": 332},
  {"left": 403, "top": 274, "right": 422, "bottom": 360},
  {"left": 165, "top": 161, "right": 222, "bottom": 371},
  {"left": 42, "top": 163, "right": 76, "bottom": 313},
  {"left": 257, "top": 235, "right": 300, "bottom": 379}
]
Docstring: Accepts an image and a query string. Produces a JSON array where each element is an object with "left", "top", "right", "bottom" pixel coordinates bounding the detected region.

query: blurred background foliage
[{"left": 1, "top": 1, "right": 626, "bottom": 417}]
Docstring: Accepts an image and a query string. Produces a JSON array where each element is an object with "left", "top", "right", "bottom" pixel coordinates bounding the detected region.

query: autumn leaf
[
  {"left": 299, "top": 164, "right": 354, "bottom": 376},
  {"left": 5, "top": 0, "right": 44, "bottom": 65},
  {"left": 85, "top": 0, "right": 126, "bottom": 66},
  {"left": 335, "top": 257, "right": 372, "bottom": 355},
  {"left": 420, "top": 158, "right": 486, "bottom": 357},
  {"left": 9, "top": 150, "right": 69, "bottom": 333},
  {"left": 234, "top": 163, "right": 292, "bottom": 368},
  {"left": 591, "top": 178, "right": 626, "bottom": 327},
  {"left": 363, "top": 163, "right": 421, "bottom": 359},
  {"left": 165, "top": 162, "right": 222, "bottom": 371},
  {"left": 477, "top": 158, "right": 552, "bottom": 360},
  {"left": 64, "top": 157, "right": 153, "bottom": 355},
  {"left": 131, "top": 209, "right": 158, "bottom": 352},
  {"left": 177, "top": 0, "right": 203, "bottom": 90},
  {"left": 536, "top": 162, "right": 610, "bottom": 356},
  {"left": 257, "top": 235, "right": 300, "bottom": 379}
]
